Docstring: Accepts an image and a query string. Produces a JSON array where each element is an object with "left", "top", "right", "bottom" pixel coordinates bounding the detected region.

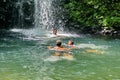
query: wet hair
[
  {"left": 71, "top": 41, "right": 74, "bottom": 45},
  {"left": 68, "top": 40, "right": 74, "bottom": 45},
  {"left": 56, "top": 40, "right": 61, "bottom": 47},
  {"left": 53, "top": 28, "right": 57, "bottom": 30}
]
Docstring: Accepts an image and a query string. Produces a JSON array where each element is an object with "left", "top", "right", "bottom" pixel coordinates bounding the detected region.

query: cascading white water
[
  {"left": 11, "top": 0, "right": 66, "bottom": 37},
  {"left": 15, "top": 0, "right": 24, "bottom": 27},
  {"left": 34, "top": 0, "right": 65, "bottom": 30},
  {"left": 34, "top": 0, "right": 54, "bottom": 29}
]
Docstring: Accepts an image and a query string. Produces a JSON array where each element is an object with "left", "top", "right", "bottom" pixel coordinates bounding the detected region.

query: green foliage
[{"left": 63, "top": 0, "right": 120, "bottom": 31}]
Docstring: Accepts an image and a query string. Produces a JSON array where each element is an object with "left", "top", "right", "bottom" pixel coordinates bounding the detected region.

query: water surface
[{"left": 0, "top": 30, "right": 120, "bottom": 80}]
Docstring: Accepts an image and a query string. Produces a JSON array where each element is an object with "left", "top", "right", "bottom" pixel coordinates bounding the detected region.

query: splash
[
  {"left": 10, "top": 28, "right": 49, "bottom": 41},
  {"left": 77, "top": 43, "right": 109, "bottom": 49},
  {"left": 44, "top": 55, "right": 75, "bottom": 62},
  {"left": 46, "top": 31, "right": 80, "bottom": 38}
]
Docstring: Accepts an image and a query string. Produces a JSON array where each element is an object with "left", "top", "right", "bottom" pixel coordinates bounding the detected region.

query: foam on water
[
  {"left": 57, "top": 31, "right": 80, "bottom": 37},
  {"left": 10, "top": 28, "right": 51, "bottom": 41},
  {"left": 58, "top": 32, "right": 80, "bottom": 37},
  {"left": 43, "top": 56, "right": 61, "bottom": 62},
  {"left": 77, "top": 43, "right": 109, "bottom": 49},
  {"left": 10, "top": 28, "right": 48, "bottom": 36},
  {"left": 44, "top": 55, "right": 74, "bottom": 62},
  {"left": 46, "top": 31, "right": 80, "bottom": 38},
  {"left": 10, "top": 28, "right": 23, "bottom": 32},
  {"left": 10, "top": 28, "right": 81, "bottom": 41}
]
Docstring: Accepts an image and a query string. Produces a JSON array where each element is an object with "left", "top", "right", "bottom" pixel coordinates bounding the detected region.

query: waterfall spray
[
  {"left": 34, "top": 0, "right": 54, "bottom": 29},
  {"left": 11, "top": 0, "right": 66, "bottom": 36},
  {"left": 34, "top": 0, "right": 65, "bottom": 30},
  {"left": 17, "top": 0, "right": 24, "bottom": 27}
]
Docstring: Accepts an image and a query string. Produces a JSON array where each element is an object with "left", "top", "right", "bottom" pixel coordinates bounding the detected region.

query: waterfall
[
  {"left": 34, "top": 0, "right": 54, "bottom": 29},
  {"left": 13, "top": 0, "right": 34, "bottom": 28},
  {"left": 34, "top": 0, "right": 65, "bottom": 30},
  {"left": 17, "top": 0, "right": 24, "bottom": 27},
  {"left": 1, "top": 0, "right": 65, "bottom": 30},
  {"left": 11, "top": 0, "right": 65, "bottom": 36}
]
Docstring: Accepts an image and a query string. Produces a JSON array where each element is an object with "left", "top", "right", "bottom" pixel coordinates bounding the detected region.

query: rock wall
[{"left": 0, "top": 0, "right": 34, "bottom": 29}]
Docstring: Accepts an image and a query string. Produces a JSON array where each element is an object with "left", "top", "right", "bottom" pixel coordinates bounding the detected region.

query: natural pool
[{"left": 0, "top": 29, "right": 120, "bottom": 80}]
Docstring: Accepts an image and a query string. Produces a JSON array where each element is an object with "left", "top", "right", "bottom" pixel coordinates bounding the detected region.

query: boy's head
[
  {"left": 68, "top": 40, "right": 74, "bottom": 45},
  {"left": 53, "top": 29, "right": 57, "bottom": 35},
  {"left": 56, "top": 40, "right": 61, "bottom": 47}
]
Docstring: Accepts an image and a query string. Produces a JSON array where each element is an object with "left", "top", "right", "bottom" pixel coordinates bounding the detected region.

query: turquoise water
[{"left": 0, "top": 30, "right": 120, "bottom": 80}]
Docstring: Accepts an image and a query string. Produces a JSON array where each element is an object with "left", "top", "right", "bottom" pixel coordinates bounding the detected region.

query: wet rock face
[
  {"left": 0, "top": 0, "right": 11, "bottom": 29},
  {"left": 0, "top": 0, "right": 34, "bottom": 29}
]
